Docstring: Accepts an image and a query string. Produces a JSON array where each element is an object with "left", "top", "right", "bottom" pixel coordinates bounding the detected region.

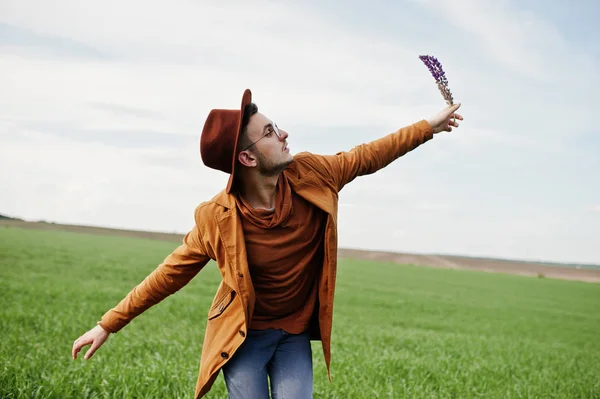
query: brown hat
[{"left": 200, "top": 89, "right": 252, "bottom": 193}]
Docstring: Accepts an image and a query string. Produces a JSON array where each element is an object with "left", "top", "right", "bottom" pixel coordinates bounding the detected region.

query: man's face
[{"left": 243, "top": 112, "right": 293, "bottom": 176}]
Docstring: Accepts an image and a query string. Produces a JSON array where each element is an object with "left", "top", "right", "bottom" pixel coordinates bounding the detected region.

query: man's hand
[
  {"left": 72, "top": 325, "right": 110, "bottom": 360},
  {"left": 427, "top": 103, "right": 463, "bottom": 134}
]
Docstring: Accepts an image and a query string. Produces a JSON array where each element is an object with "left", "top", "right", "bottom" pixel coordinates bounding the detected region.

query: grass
[{"left": 1, "top": 226, "right": 599, "bottom": 398}]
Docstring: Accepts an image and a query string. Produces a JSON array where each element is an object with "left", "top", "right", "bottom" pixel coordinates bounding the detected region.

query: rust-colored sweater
[{"left": 235, "top": 174, "right": 327, "bottom": 333}]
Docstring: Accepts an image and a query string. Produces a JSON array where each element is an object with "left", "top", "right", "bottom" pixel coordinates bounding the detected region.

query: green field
[{"left": 1, "top": 227, "right": 599, "bottom": 398}]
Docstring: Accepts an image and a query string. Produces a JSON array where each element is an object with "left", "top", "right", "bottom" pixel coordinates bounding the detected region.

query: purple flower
[{"left": 419, "top": 55, "right": 454, "bottom": 106}]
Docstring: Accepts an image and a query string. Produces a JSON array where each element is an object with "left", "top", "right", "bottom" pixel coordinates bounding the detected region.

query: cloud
[
  {"left": 88, "top": 102, "right": 164, "bottom": 120},
  {"left": 413, "top": 0, "right": 565, "bottom": 79},
  {"left": 0, "top": 22, "right": 110, "bottom": 60},
  {"left": 11, "top": 120, "right": 191, "bottom": 149},
  {"left": 418, "top": 203, "right": 451, "bottom": 212},
  {"left": 1, "top": 1, "right": 599, "bottom": 264},
  {"left": 0, "top": 124, "right": 224, "bottom": 231}
]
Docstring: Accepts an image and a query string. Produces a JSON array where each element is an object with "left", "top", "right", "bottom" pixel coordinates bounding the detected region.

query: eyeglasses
[{"left": 240, "top": 122, "right": 281, "bottom": 152}]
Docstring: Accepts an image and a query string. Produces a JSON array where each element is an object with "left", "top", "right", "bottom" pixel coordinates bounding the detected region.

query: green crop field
[{"left": 1, "top": 226, "right": 599, "bottom": 398}]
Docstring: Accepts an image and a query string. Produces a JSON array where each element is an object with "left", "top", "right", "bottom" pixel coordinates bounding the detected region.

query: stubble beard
[{"left": 255, "top": 150, "right": 293, "bottom": 177}]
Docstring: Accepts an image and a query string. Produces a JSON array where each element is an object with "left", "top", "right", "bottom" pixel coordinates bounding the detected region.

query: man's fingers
[
  {"left": 84, "top": 339, "right": 102, "bottom": 360},
  {"left": 72, "top": 339, "right": 85, "bottom": 360},
  {"left": 447, "top": 103, "right": 461, "bottom": 113},
  {"left": 72, "top": 336, "right": 91, "bottom": 360},
  {"left": 441, "top": 104, "right": 461, "bottom": 120},
  {"left": 453, "top": 113, "right": 463, "bottom": 121}
]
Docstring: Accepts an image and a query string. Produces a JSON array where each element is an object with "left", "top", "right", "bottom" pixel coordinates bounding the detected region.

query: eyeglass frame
[{"left": 240, "top": 122, "right": 281, "bottom": 152}]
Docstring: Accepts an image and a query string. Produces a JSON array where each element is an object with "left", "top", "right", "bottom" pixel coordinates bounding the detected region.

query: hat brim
[{"left": 226, "top": 88, "right": 252, "bottom": 194}]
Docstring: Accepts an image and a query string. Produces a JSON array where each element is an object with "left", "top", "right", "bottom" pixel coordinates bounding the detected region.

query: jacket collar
[
  {"left": 211, "top": 166, "right": 331, "bottom": 215},
  {"left": 213, "top": 164, "right": 334, "bottom": 214},
  {"left": 213, "top": 189, "right": 235, "bottom": 209}
]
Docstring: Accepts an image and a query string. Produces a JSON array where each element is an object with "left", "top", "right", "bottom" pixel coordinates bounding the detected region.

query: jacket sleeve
[
  {"left": 310, "top": 120, "right": 434, "bottom": 192},
  {"left": 98, "top": 211, "right": 211, "bottom": 333}
]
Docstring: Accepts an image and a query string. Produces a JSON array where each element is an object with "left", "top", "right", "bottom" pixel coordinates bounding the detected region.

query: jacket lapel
[
  {"left": 213, "top": 190, "right": 254, "bottom": 323},
  {"left": 287, "top": 170, "right": 335, "bottom": 218}
]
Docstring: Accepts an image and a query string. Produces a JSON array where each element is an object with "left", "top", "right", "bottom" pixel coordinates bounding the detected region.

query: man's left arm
[{"left": 311, "top": 103, "right": 462, "bottom": 192}]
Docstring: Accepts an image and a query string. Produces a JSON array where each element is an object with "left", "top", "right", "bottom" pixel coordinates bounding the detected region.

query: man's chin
[
  {"left": 280, "top": 157, "right": 294, "bottom": 171},
  {"left": 259, "top": 159, "right": 294, "bottom": 177},
  {"left": 281, "top": 157, "right": 295, "bottom": 169}
]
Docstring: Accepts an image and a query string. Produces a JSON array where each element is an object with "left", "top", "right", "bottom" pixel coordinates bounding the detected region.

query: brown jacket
[{"left": 99, "top": 120, "right": 433, "bottom": 398}]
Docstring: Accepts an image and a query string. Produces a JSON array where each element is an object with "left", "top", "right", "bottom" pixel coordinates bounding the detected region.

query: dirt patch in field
[
  {"left": 338, "top": 249, "right": 600, "bottom": 283},
  {"left": 3, "top": 220, "right": 599, "bottom": 283}
]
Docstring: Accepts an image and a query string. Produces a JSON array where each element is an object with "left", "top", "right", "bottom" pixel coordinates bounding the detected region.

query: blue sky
[{"left": 1, "top": 0, "right": 598, "bottom": 264}]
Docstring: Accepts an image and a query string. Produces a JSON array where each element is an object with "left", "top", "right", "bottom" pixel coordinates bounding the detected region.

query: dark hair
[
  {"left": 241, "top": 103, "right": 258, "bottom": 135},
  {"left": 238, "top": 102, "right": 258, "bottom": 151}
]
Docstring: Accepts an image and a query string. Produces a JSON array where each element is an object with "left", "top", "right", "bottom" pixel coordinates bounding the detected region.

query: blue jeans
[{"left": 222, "top": 329, "right": 313, "bottom": 399}]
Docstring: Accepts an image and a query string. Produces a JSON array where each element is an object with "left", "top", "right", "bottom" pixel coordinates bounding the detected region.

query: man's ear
[{"left": 237, "top": 150, "right": 257, "bottom": 168}]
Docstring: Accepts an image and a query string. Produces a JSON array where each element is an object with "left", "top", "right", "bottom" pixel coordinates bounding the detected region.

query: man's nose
[{"left": 279, "top": 129, "right": 289, "bottom": 141}]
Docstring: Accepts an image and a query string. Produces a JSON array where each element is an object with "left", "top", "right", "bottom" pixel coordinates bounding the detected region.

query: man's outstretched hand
[
  {"left": 72, "top": 325, "right": 110, "bottom": 360},
  {"left": 427, "top": 103, "right": 463, "bottom": 134}
]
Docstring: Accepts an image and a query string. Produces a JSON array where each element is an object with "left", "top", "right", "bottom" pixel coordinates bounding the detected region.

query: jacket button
[
  {"left": 239, "top": 330, "right": 245, "bottom": 337},
  {"left": 221, "top": 352, "right": 229, "bottom": 359}
]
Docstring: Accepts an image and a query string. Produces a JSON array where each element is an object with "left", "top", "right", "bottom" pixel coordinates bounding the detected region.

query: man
[{"left": 72, "top": 89, "right": 463, "bottom": 398}]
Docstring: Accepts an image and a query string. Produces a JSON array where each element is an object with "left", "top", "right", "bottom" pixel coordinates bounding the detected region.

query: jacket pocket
[{"left": 208, "top": 287, "right": 236, "bottom": 320}]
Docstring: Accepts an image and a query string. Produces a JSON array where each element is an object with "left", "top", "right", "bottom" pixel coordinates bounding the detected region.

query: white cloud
[
  {"left": 414, "top": 0, "right": 567, "bottom": 79},
  {"left": 1, "top": 1, "right": 599, "bottom": 264},
  {"left": 418, "top": 203, "right": 451, "bottom": 211}
]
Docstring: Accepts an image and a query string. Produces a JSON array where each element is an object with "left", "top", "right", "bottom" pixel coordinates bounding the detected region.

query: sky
[{"left": 1, "top": 0, "right": 599, "bottom": 265}]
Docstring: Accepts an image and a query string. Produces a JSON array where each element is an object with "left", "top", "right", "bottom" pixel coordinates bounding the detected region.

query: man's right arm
[
  {"left": 72, "top": 216, "right": 211, "bottom": 360},
  {"left": 98, "top": 224, "right": 211, "bottom": 333}
]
